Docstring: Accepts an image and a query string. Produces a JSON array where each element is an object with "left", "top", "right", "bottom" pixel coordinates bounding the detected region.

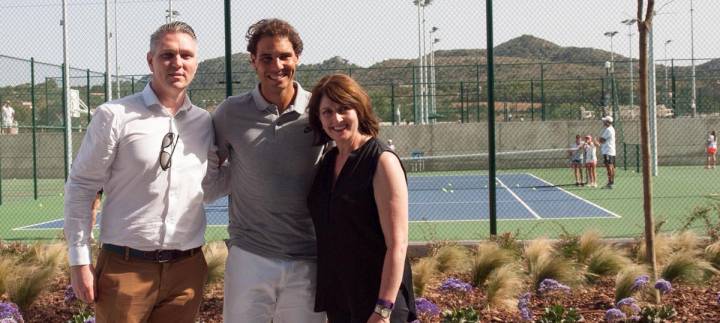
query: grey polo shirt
[{"left": 213, "top": 82, "right": 323, "bottom": 260}]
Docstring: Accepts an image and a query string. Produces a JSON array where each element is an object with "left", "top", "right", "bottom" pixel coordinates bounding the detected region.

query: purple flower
[
  {"left": 0, "top": 302, "right": 23, "bottom": 323},
  {"left": 604, "top": 308, "right": 627, "bottom": 322},
  {"left": 616, "top": 297, "right": 641, "bottom": 316},
  {"left": 537, "top": 278, "right": 571, "bottom": 295},
  {"left": 64, "top": 285, "right": 77, "bottom": 304},
  {"left": 439, "top": 277, "right": 472, "bottom": 293},
  {"left": 415, "top": 298, "right": 440, "bottom": 316},
  {"left": 654, "top": 279, "right": 672, "bottom": 295},
  {"left": 517, "top": 292, "right": 533, "bottom": 321},
  {"left": 83, "top": 317, "right": 96, "bottom": 323},
  {"left": 631, "top": 274, "right": 649, "bottom": 292}
]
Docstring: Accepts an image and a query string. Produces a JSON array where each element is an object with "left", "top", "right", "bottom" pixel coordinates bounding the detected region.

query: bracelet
[{"left": 376, "top": 298, "right": 394, "bottom": 309}]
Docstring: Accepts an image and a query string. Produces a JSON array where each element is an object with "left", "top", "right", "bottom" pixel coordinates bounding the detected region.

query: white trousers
[{"left": 223, "top": 245, "right": 326, "bottom": 323}]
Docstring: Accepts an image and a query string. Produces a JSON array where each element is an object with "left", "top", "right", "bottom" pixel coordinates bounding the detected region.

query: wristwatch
[{"left": 374, "top": 299, "right": 394, "bottom": 319}]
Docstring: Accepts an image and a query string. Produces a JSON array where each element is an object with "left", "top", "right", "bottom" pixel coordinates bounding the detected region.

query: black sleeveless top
[{"left": 307, "top": 138, "right": 417, "bottom": 321}]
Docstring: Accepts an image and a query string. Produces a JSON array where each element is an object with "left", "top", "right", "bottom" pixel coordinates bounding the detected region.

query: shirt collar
[
  {"left": 141, "top": 83, "right": 193, "bottom": 116},
  {"left": 251, "top": 81, "right": 309, "bottom": 114}
]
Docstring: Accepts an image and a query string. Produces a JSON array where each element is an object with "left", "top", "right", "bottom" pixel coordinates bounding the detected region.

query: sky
[{"left": 1, "top": 0, "right": 718, "bottom": 79}]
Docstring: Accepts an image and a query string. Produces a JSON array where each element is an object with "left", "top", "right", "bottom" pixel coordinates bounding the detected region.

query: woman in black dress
[{"left": 307, "top": 74, "right": 418, "bottom": 323}]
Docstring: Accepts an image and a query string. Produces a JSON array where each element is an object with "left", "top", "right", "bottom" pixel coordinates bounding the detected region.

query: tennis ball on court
[
  {"left": 441, "top": 187, "right": 448, "bottom": 192},
  {"left": 38, "top": 203, "right": 43, "bottom": 207},
  {"left": 449, "top": 190, "right": 454, "bottom": 193},
  {"left": 532, "top": 187, "right": 537, "bottom": 191},
  {"left": 448, "top": 183, "right": 453, "bottom": 187},
  {"left": 515, "top": 184, "right": 520, "bottom": 187}
]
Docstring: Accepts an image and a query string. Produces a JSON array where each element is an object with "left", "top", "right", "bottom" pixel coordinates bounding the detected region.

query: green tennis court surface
[{"left": 0, "top": 166, "right": 716, "bottom": 241}]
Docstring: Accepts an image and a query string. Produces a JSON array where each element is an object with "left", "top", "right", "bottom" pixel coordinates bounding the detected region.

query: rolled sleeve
[
  {"left": 63, "top": 105, "right": 118, "bottom": 266},
  {"left": 202, "top": 144, "right": 230, "bottom": 203}
]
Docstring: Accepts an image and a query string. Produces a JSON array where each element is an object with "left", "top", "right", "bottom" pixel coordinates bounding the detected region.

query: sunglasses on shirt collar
[{"left": 159, "top": 132, "right": 178, "bottom": 171}]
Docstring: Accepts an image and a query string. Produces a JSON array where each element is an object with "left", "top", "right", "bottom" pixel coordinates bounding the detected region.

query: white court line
[
  {"left": 409, "top": 215, "right": 619, "bottom": 223},
  {"left": 525, "top": 173, "right": 621, "bottom": 218},
  {"left": 12, "top": 218, "right": 65, "bottom": 231},
  {"left": 495, "top": 177, "right": 542, "bottom": 219}
]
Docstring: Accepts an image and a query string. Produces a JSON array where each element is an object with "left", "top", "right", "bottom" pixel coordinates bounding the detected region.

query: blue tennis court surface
[{"left": 14, "top": 173, "right": 617, "bottom": 230}]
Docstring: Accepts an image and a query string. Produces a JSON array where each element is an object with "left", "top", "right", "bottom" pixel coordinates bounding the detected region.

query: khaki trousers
[{"left": 94, "top": 248, "right": 208, "bottom": 323}]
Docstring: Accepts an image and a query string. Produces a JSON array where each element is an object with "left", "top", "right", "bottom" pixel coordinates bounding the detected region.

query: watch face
[{"left": 375, "top": 305, "right": 392, "bottom": 318}]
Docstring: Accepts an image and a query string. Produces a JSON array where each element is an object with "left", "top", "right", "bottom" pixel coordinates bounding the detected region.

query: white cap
[{"left": 602, "top": 116, "right": 613, "bottom": 123}]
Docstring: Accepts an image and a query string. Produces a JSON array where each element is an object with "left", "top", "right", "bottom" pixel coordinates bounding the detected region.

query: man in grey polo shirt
[{"left": 212, "top": 19, "right": 324, "bottom": 323}]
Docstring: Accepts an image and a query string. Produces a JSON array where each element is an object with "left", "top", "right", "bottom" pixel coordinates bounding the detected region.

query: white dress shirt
[{"left": 64, "top": 84, "right": 226, "bottom": 266}]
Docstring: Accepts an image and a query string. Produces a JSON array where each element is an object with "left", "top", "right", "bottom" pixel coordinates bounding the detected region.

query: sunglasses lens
[
  {"left": 162, "top": 133, "right": 174, "bottom": 148},
  {"left": 159, "top": 151, "right": 171, "bottom": 170}
]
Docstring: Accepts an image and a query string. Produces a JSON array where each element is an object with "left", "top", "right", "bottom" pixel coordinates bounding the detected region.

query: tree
[{"left": 636, "top": 0, "right": 659, "bottom": 303}]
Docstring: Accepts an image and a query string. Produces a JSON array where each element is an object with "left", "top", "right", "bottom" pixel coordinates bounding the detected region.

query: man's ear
[
  {"left": 147, "top": 51, "right": 154, "bottom": 72},
  {"left": 250, "top": 54, "right": 256, "bottom": 69}
]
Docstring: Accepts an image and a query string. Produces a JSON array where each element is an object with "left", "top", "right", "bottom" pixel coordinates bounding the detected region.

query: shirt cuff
[{"left": 68, "top": 245, "right": 92, "bottom": 266}]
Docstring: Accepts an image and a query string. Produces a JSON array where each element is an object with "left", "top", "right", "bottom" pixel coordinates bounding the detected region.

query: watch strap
[{"left": 376, "top": 298, "right": 394, "bottom": 309}]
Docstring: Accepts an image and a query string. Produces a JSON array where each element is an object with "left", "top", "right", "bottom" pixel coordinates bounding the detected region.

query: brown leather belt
[{"left": 102, "top": 244, "right": 201, "bottom": 263}]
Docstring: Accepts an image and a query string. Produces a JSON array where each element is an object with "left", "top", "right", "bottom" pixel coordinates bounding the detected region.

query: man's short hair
[
  {"left": 245, "top": 19, "right": 303, "bottom": 56},
  {"left": 149, "top": 21, "right": 197, "bottom": 52}
]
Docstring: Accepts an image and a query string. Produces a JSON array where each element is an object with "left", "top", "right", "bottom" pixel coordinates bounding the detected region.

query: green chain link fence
[{"left": 1, "top": 0, "right": 719, "bottom": 243}]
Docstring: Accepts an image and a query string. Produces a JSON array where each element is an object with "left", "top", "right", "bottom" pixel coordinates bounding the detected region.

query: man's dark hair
[{"left": 246, "top": 19, "right": 303, "bottom": 56}]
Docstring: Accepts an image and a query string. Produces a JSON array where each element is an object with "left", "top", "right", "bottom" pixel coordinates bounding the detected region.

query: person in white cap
[{"left": 598, "top": 115, "right": 616, "bottom": 189}]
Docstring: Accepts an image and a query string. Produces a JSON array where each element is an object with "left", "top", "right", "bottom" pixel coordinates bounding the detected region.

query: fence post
[
  {"left": 460, "top": 81, "right": 465, "bottom": 123},
  {"left": 44, "top": 80, "right": 49, "bottom": 126},
  {"left": 390, "top": 82, "right": 396, "bottom": 125},
  {"left": 62, "top": 64, "right": 69, "bottom": 180},
  {"left": 476, "top": 64, "right": 481, "bottom": 122},
  {"left": 103, "top": 72, "right": 108, "bottom": 103},
  {"left": 540, "top": 63, "right": 546, "bottom": 121},
  {"left": 412, "top": 66, "right": 417, "bottom": 124},
  {"left": 224, "top": 0, "right": 233, "bottom": 98},
  {"left": 623, "top": 142, "right": 628, "bottom": 171},
  {"left": 635, "top": 144, "right": 640, "bottom": 173},
  {"left": 31, "top": 58, "right": 38, "bottom": 199},
  {"left": 86, "top": 69, "right": 91, "bottom": 125},
  {"left": 671, "top": 59, "right": 676, "bottom": 115},
  {"left": 530, "top": 79, "right": 535, "bottom": 121},
  {"left": 131, "top": 75, "right": 135, "bottom": 93}
]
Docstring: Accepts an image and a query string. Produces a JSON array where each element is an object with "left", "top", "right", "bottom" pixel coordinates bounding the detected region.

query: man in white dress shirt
[{"left": 64, "top": 21, "right": 224, "bottom": 322}]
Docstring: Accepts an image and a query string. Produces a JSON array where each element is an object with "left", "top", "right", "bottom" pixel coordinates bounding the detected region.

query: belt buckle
[{"left": 156, "top": 250, "right": 173, "bottom": 263}]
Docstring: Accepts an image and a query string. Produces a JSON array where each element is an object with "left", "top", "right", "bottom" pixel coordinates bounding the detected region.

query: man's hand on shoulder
[{"left": 70, "top": 264, "right": 96, "bottom": 303}]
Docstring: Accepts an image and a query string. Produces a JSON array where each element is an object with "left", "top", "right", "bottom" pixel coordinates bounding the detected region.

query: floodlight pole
[
  {"left": 62, "top": 0, "right": 73, "bottom": 177},
  {"left": 690, "top": 0, "right": 697, "bottom": 117},
  {"left": 604, "top": 31, "right": 619, "bottom": 74},
  {"left": 415, "top": 1, "right": 424, "bottom": 124},
  {"left": 104, "top": 0, "right": 112, "bottom": 100},
  {"left": 622, "top": 19, "right": 637, "bottom": 109},
  {"left": 115, "top": 0, "right": 120, "bottom": 96}
]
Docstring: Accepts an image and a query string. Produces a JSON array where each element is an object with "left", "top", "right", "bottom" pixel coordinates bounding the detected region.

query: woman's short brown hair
[{"left": 307, "top": 74, "right": 379, "bottom": 145}]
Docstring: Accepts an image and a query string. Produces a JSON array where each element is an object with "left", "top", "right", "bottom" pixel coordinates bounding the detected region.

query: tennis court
[
  {"left": 13, "top": 173, "right": 617, "bottom": 231},
  {"left": 0, "top": 165, "right": 715, "bottom": 241}
]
